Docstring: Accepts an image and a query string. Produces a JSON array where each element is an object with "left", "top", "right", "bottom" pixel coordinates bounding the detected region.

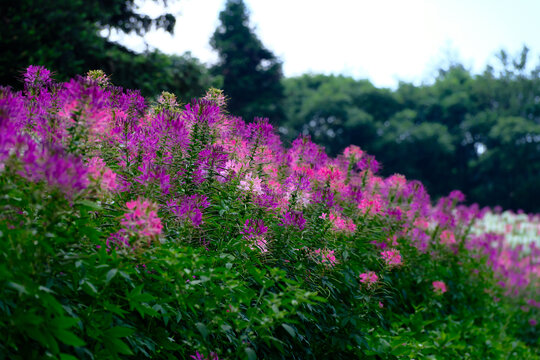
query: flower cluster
[
  {"left": 2, "top": 66, "right": 538, "bottom": 358},
  {"left": 106, "top": 198, "right": 162, "bottom": 250},
  {"left": 312, "top": 248, "right": 338, "bottom": 267},
  {"left": 87, "top": 156, "right": 118, "bottom": 192},
  {"left": 279, "top": 211, "right": 306, "bottom": 231},
  {"left": 381, "top": 249, "right": 403, "bottom": 268},
  {"left": 168, "top": 195, "right": 210, "bottom": 228},
  {"left": 359, "top": 271, "right": 379, "bottom": 288},
  {"left": 241, "top": 219, "right": 269, "bottom": 252},
  {"left": 432, "top": 281, "right": 448, "bottom": 294}
]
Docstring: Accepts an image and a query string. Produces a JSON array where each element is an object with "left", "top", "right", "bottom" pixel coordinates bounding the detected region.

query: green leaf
[
  {"left": 81, "top": 281, "right": 98, "bottom": 297},
  {"left": 107, "top": 338, "right": 134, "bottom": 355},
  {"left": 103, "top": 302, "right": 128, "bottom": 318},
  {"left": 105, "top": 326, "right": 135, "bottom": 338},
  {"left": 281, "top": 324, "right": 296, "bottom": 339},
  {"left": 245, "top": 347, "right": 257, "bottom": 360},
  {"left": 195, "top": 322, "right": 208, "bottom": 339},
  {"left": 26, "top": 326, "right": 48, "bottom": 347},
  {"left": 134, "top": 303, "right": 159, "bottom": 318},
  {"left": 60, "top": 354, "right": 79, "bottom": 360},
  {"left": 51, "top": 317, "right": 79, "bottom": 329},
  {"left": 38, "top": 285, "right": 56, "bottom": 294},
  {"left": 55, "top": 329, "right": 86, "bottom": 347},
  {"left": 106, "top": 269, "right": 118, "bottom": 284},
  {"left": 7, "top": 282, "right": 27, "bottom": 295},
  {"left": 76, "top": 200, "right": 102, "bottom": 211}
]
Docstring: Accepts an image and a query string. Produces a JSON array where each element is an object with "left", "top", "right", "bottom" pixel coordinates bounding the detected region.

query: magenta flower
[
  {"left": 122, "top": 198, "right": 163, "bottom": 238},
  {"left": 357, "top": 154, "right": 380, "bottom": 173},
  {"left": 20, "top": 143, "right": 89, "bottom": 198},
  {"left": 87, "top": 157, "right": 118, "bottom": 192},
  {"left": 432, "top": 281, "right": 448, "bottom": 294},
  {"left": 241, "top": 219, "right": 269, "bottom": 252},
  {"left": 190, "top": 351, "right": 219, "bottom": 360},
  {"left": 385, "top": 207, "right": 403, "bottom": 221},
  {"left": 190, "top": 352, "right": 205, "bottom": 360},
  {"left": 313, "top": 248, "right": 338, "bottom": 267},
  {"left": 23, "top": 65, "right": 52, "bottom": 90},
  {"left": 439, "top": 230, "right": 456, "bottom": 245},
  {"left": 328, "top": 212, "right": 356, "bottom": 234},
  {"left": 167, "top": 195, "right": 210, "bottom": 227},
  {"left": 279, "top": 211, "right": 306, "bottom": 231},
  {"left": 359, "top": 271, "right": 379, "bottom": 288},
  {"left": 381, "top": 249, "right": 403, "bottom": 268}
]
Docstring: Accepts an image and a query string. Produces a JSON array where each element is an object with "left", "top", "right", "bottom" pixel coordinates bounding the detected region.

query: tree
[
  {"left": 280, "top": 46, "right": 540, "bottom": 211},
  {"left": 282, "top": 74, "right": 398, "bottom": 155},
  {"left": 0, "top": 0, "right": 212, "bottom": 99},
  {"left": 210, "top": 0, "right": 285, "bottom": 123}
]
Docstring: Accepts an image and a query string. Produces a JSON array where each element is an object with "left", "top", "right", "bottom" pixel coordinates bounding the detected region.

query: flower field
[
  {"left": 0, "top": 67, "right": 538, "bottom": 359},
  {"left": 473, "top": 210, "right": 540, "bottom": 248}
]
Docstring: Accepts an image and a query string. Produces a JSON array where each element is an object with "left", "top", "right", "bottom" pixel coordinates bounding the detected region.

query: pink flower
[
  {"left": 313, "top": 248, "right": 338, "bottom": 267},
  {"left": 381, "top": 249, "right": 403, "bottom": 267},
  {"left": 343, "top": 145, "right": 364, "bottom": 162},
  {"left": 121, "top": 198, "right": 162, "bottom": 238},
  {"left": 328, "top": 212, "right": 356, "bottom": 234},
  {"left": 358, "top": 195, "right": 383, "bottom": 216},
  {"left": 359, "top": 271, "right": 379, "bottom": 288},
  {"left": 317, "top": 165, "right": 343, "bottom": 182},
  {"left": 432, "top": 281, "right": 447, "bottom": 294},
  {"left": 378, "top": 301, "right": 384, "bottom": 308},
  {"left": 238, "top": 172, "right": 264, "bottom": 195},
  {"left": 439, "top": 230, "right": 456, "bottom": 245},
  {"left": 88, "top": 157, "right": 118, "bottom": 192},
  {"left": 413, "top": 217, "right": 430, "bottom": 230}
]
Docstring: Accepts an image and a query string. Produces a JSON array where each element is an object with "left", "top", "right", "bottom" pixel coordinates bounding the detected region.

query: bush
[{"left": 0, "top": 67, "right": 537, "bottom": 359}]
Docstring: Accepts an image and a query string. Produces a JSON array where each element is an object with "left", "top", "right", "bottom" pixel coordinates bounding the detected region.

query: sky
[{"left": 105, "top": 0, "right": 540, "bottom": 88}]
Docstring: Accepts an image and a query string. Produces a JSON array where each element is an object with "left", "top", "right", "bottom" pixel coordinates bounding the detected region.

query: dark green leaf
[
  {"left": 106, "top": 269, "right": 118, "bottom": 284},
  {"left": 195, "top": 322, "right": 208, "bottom": 339},
  {"left": 282, "top": 324, "right": 296, "bottom": 339},
  {"left": 55, "top": 329, "right": 86, "bottom": 347},
  {"left": 105, "top": 326, "right": 135, "bottom": 338}
]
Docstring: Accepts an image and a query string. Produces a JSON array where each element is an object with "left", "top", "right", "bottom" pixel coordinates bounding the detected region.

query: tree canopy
[
  {"left": 0, "top": 0, "right": 212, "bottom": 99},
  {"left": 210, "top": 0, "right": 285, "bottom": 124},
  {"left": 282, "top": 47, "right": 540, "bottom": 212}
]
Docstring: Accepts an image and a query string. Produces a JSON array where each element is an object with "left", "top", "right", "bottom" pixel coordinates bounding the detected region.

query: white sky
[{"left": 106, "top": 0, "right": 540, "bottom": 88}]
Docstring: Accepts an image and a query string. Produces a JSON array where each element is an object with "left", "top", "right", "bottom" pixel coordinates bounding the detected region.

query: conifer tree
[{"left": 210, "top": 0, "right": 285, "bottom": 124}]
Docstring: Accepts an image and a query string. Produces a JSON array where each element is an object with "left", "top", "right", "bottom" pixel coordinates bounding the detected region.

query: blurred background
[{"left": 2, "top": 0, "right": 540, "bottom": 212}]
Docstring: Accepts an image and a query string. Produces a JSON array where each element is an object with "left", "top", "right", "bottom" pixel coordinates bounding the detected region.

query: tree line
[{"left": 2, "top": 0, "right": 540, "bottom": 212}]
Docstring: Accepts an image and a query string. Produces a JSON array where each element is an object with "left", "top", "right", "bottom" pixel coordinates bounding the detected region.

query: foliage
[
  {"left": 210, "top": 0, "right": 285, "bottom": 124},
  {"left": 282, "top": 47, "right": 540, "bottom": 212},
  {"left": 0, "top": 67, "right": 538, "bottom": 359},
  {"left": 0, "top": 0, "right": 213, "bottom": 100}
]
